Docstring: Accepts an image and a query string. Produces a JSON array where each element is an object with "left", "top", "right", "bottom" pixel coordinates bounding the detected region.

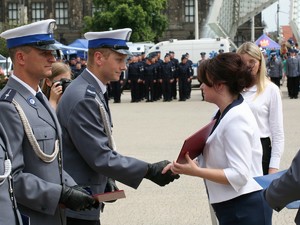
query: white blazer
[{"left": 200, "top": 100, "right": 263, "bottom": 204}]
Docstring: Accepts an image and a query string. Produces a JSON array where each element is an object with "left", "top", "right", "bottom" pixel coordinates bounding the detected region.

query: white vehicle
[
  {"left": 147, "top": 37, "right": 231, "bottom": 62},
  {"left": 127, "top": 42, "right": 155, "bottom": 55},
  {"left": 147, "top": 38, "right": 231, "bottom": 79},
  {"left": 0, "top": 55, "right": 13, "bottom": 76}
]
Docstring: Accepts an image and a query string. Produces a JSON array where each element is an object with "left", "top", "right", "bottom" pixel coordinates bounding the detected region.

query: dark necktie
[
  {"left": 104, "top": 91, "right": 109, "bottom": 107},
  {"left": 35, "top": 92, "right": 47, "bottom": 108}
]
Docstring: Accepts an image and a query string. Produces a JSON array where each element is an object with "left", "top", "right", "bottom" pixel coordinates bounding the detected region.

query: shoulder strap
[
  {"left": 0, "top": 88, "right": 17, "bottom": 103},
  {"left": 85, "top": 84, "right": 97, "bottom": 98}
]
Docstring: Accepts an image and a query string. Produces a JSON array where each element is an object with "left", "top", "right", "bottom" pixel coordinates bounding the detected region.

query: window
[
  {"left": 8, "top": 3, "right": 19, "bottom": 25},
  {"left": 55, "top": 2, "right": 68, "bottom": 25},
  {"left": 32, "top": 2, "right": 44, "bottom": 22},
  {"left": 92, "top": 3, "right": 104, "bottom": 16},
  {"left": 185, "top": 0, "right": 195, "bottom": 23}
]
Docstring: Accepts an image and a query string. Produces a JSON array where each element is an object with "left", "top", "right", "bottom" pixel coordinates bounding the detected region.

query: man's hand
[
  {"left": 104, "top": 178, "right": 119, "bottom": 203},
  {"left": 144, "top": 160, "right": 180, "bottom": 186},
  {"left": 59, "top": 185, "right": 99, "bottom": 211}
]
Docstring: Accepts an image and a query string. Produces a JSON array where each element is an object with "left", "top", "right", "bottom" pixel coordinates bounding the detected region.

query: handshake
[
  {"left": 59, "top": 160, "right": 179, "bottom": 211},
  {"left": 144, "top": 160, "right": 180, "bottom": 186}
]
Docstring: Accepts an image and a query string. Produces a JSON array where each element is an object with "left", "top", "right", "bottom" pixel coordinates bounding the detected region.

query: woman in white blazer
[{"left": 163, "top": 53, "right": 272, "bottom": 225}]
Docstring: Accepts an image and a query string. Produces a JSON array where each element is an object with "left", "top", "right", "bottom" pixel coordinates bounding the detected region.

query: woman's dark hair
[
  {"left": 198, "top": 52, "right": 253, "bottom": 95},
  {"left": 197, "top": 59, "right": 209, "bottom": 83}
]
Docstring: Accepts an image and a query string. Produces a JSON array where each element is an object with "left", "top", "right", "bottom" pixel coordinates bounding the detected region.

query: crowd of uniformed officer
[{"left": 124, "top": 50, "right": 194, "bottom": 103}]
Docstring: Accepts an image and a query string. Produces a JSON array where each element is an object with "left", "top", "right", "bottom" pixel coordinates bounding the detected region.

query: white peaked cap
[
  {"left": 0, "top": 19, "right": 58, "bottom": 50},
  {"left": 84, "top": 28, "right": 132, "bottom": 55}
]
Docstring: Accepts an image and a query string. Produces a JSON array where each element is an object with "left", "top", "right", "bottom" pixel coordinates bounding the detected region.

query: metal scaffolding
[
  {"left": 290, "top": 0, "right": 300, "bottom": 43},
  {"left": 207, "top": 0, "right": 278, "bottom": 46}
]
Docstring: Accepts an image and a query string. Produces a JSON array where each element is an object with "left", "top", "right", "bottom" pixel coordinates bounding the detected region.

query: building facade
[{"left": 0, "top": 0, "right": 263, "bottom": 46}]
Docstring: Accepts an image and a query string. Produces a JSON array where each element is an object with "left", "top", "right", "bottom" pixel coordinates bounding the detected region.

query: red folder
[
  {"left": 176, "top": 119, "right": 216, "bottom": 164},
  {"left": 93, "top": 190, "right": 126, "bottom": 202}
]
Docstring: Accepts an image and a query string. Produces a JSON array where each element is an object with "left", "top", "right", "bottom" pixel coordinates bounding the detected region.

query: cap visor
[
  {"left": 34, "top": 44, "right": 60, "bottom": 51},
  {"left": 111, "top": 48, "right": 132, "bottom": 56}
]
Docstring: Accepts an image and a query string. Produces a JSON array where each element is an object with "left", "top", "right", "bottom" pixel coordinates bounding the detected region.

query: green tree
[
  {"left": 84, "top": 0, "right": 168, "bottom": 42},
  {"left": 0, "top": 38, "right": 9, "bottom": 58}
]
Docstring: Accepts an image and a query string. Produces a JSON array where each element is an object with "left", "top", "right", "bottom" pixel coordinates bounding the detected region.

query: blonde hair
[
  {"left": 237, "top": 42, "right": 269, "bottom": 95},
  {"left": 41, "top": 62, "right": 71, "bottom": 99}
]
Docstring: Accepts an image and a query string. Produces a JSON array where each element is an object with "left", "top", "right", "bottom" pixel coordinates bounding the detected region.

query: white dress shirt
[
  {"left": 10, "top": 74, "right": 41, "bottom": 95},
  {"left": 241, "top": 81, "right": 284, "bottom": 169},
  {"left": 86, "top": 68, "right": 107, "bottom": 94},
  {"left": 200, "top": 100, "right": 263, "bottom": 204}
]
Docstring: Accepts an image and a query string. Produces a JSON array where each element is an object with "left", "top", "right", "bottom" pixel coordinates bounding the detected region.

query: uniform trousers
[
  {"left": 270, "top": 77, "right": 281, "bottom": 88},
  {"left": 171, "top": 79, "right": 177, "bottom": 99},
  {"left": 287, "top": 76, "right": 300, "bottom": 98},
  {"left": 260, "top": 137, "right": 271, "bottom": 175},
  {"left": 211, "top": 191, "right": 272, "bottom": 225},
  {"left": 130, "top": 79, "right": 139, "bottom": 102},
  {"left": 162, "top": 79, "right": 172, "bottom": 101}
]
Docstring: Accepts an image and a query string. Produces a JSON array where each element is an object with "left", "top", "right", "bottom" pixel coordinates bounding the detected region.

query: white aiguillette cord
[
  {"left": 12, "top": 99, "right": 59, "bottom": 163},
  {"left": 95, "top": 98, "right": 117, "bottom": 151},
  {"left": 0, "top": 158, "right": 12, "bottom": 185}
]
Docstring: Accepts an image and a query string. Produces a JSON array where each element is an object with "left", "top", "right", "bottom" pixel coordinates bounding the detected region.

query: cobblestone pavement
[{"left": 101, "top": 84, "right": 299, "bottom": 225}]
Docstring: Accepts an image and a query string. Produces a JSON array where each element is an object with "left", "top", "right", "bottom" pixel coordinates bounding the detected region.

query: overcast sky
[{"left": 262, "top": 0, "right": 290, "bottom": 32}]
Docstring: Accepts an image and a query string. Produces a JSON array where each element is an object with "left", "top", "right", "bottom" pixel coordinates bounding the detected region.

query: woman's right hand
[{"left": 49, "top": 81, "right": 63, "bottom": 109}]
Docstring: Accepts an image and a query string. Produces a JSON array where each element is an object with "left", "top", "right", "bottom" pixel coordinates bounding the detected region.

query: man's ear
[
  {"left": 95, "top": 51, "right": 104, "bottom": 66},
  {"left": 15, "top": 51, "right": 26, "bottom": 66}
]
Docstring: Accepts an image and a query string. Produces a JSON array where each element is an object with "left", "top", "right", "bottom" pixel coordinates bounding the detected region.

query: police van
[
  {"left": 147, "top": 38, "right": 231, "bottom": 77},
  {"left": 127, "top": 42, "right": 154, "bottom": 55},
  {"left": 147, "top": 38, "right": 230, "bottom": 61}
]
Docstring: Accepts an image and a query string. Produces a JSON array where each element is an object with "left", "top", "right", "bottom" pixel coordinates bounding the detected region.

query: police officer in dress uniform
[
  {"left": 151, "top": 52, "right": 161, "bottom": 101},
  {"left": 178, "top": 54, "right": 191, "bottom": 101},
  {"left": 184, "top": 53, "right": 194, "bottom": 99},
  {"left": 198, "top": 52, "right": 207, "bottom": 101},
  {"left": 266, "top": 52, "right": 282, "bottom": 88},
  {"left": 110, "top": 71, "right": 124, "bottom": 103},
  {"left": 137, "top": 53, "right": 146, "bottom": 101},
  {"left": 169, "top": 51, "right": 179, "bottom": 99},
  {"left": 127, "top": 55, "right": 140, "bottom": 102},
  {"left": 0, "top": 19, "right": 98, "bottom": 225},
  {"left": 160, "top": 53, "right": 174, "bottom": 102},
  {"left": 155, "top": 51, "right": 164, "bottom": 100},
  {"left": 0, "top": 124, "right": 22, "bottom": 225},
  {"left": 56, "top": 28, "right": 179, "bottom": 225},
  {"left": 265, "top": 149, "right": 300, "bottom": 225},
  {"left": 144, "top": 55, "right": 155, "bottom": 102},
  {"left": 286, "top": 49, "right": 300, "bottom": 99}
]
